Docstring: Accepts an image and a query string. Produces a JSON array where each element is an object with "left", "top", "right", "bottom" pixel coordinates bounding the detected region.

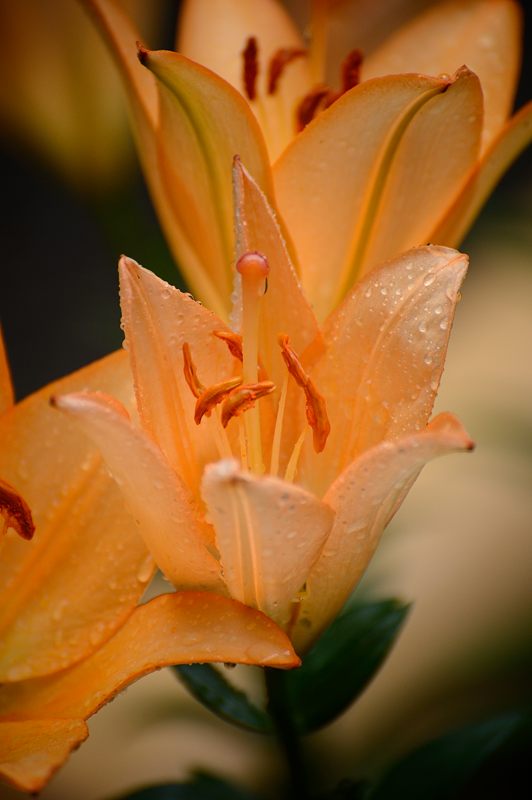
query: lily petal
[
  {"left": 54, "top": 390, "right": 223, "bottom": 592},
  {"left": 119, "top": 256, "right": 236, "bottom": 496},
  {"left": 140, "top": 46, "right": 272, "bottom": 310},
  {"left": 202, "top": 460, "right": 334, "bottom": 626},
  {"left": 293, "top": 412, "right": 474, "bottom": 651},
  {"left": 232, "top": 157, "right": 321, "bottom": 388},
  {"left": 363, "top": 0, "right": 522, "bottom": 152},
  {"left": 0, "top": 327, "right": 13, "bottom": 415},
  {"left": 0, "top": 719, "right": 88, "bottom": 793},
  {"left": 0, "top": 352, "right": 151, "bottom": 682},
  {"left": 430, "top": 100, "right": 532, "bottom": 246},
  {"left": 360, "top": 67, "right": 483, "bottom": 272},
  {"left": 79, "top": 0, "right": 229, "bottom": 316},
  {"left": 178, "top": 0, "right": 312, "bottom": 160},
  {"left": 0, "top": 592, "right": 299, "bottom": 792},
  {"left": 300, "top": 246, "right": 467, "bottom": 496},
  {"left": 274, "top": 72, "right": 458, "bottom": 318}
]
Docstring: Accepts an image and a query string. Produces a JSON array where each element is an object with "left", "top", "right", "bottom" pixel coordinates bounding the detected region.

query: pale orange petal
[
  {"left": 363, "top": 0, "right": 523, "bottom": 151},
  {"left": 232, "top": 158, "right": 321, "bottom": 390},
  {"left": 0, "top": 719, "right": 88, "bottom": 793},
  {"left": 0, "top": 592, "right": 300, "bottom": 723},
  {"left": 0, "top": 352, "right": 151, "bottom": 683},
  {"left": 292, "top": 413, "right": 474, "bottom": 652},
  {"left": 273, "top": 73, "right": 454, "bottom": 319},
  {"left": 119, "top": 256, "right": 236, "bottom": 497},
  {"left": 430, "top": 101, "right": 532, "bottom": 246},
  {"left": 202, "top": 460, "right": 334, "bottom": 626},
  {"left": 359, "top": 67, "right": 483, "bottom": 275},
  {"left": 299, "top": 247, "right": 467, "bottom": 497},
  {"left": 80, "top": 0, "right": 227, "bottom": 316},
  {"left": 178, "top": 0, "right": 312, "bottom": 159},
  {"left": 0, "top": 327, "right": 13, "bottom": 415},
  {"left": 54, "top": 391, "right": 223, "bottom": 593},
  {"left": 141, "top": 46, "right": 272, "bottom": 306}
]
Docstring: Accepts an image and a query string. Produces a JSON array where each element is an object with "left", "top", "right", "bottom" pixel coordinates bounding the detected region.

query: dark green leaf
[
  {"left": 113, "top": 772, "right": 262, "bottom": 799},
  {"left": 283, "top": 599, "right": 410, "bottom": 733},
  {"left": 173, "top": 663, "right": 273, "bottom": 733},
  {"left": 368, "top": 709, "right": 532, "bottom": 800}
]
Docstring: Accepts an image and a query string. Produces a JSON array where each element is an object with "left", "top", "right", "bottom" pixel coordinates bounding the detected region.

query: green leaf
[
  {"left": 368, "top": 709, "right": 532, "bottom": 800},
  {"left": 284, "top": 599, "right": 410, "bottom": 734},
  {"left": 173, "top": 663, "right": 273, "bottom": 733},
  {"left": 113, "top": 772, "right": 262, "bottom": 799}
]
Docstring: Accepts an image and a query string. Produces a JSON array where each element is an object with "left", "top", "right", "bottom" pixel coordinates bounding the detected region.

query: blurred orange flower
[
  {"left": 0, "top": 333, "right": 298, "bottom": 794},
  {"left": 82, "top": 0, "right": 531, "bottom": 317}
]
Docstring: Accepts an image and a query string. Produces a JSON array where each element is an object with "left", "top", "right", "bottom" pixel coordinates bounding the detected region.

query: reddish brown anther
[
  {"left": 268, "top": 47, "right": 306, "bottom": 95},
  {"left": 278, "top": 335, "right": 330, "bottom": 453},
  {"left": 213, "top": 331, "right": 243, "bottom": 362},
  {"left": 242, "top": 37, "right": 259, "bottom": 101},
  {"left": 0, "top": 479, "right": 35, "bottom": 540},
  {"left": 221, "top": 382, "right": 275, "bottom": 428},
  {"left": 183, "top": 343, "right": 205, "bottom": 399},
  {"left": 296, "top": 86, "right": 331, "bottom": 131},
  {"left": 341, "top": 49, "right": 363, "bottom": 93},
  {"left": 195, "top": 377, "right": 243, "bottom": 424}
]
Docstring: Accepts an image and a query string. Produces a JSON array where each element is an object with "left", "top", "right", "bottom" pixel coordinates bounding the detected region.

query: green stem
[{"left": 265, "top": 668, "right": 310, "bottom": 800}]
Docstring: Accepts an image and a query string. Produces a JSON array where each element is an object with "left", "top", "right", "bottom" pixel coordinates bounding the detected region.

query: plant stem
[{"left": 265, "top": 668, "right": 310, "bottom": 800}]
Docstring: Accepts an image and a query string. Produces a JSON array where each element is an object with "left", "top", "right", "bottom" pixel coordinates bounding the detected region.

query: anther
[
  {"left": 195, "top": 378, "right": 243, "bottom": 425},
  {"left": 182, "top": 343, "right": 205, "bottom": 399},
  {"left": 296, "top": 86, "right": 330, "bottom": 131},
  {"left": 213, "top": 330, "right": 243, "bottom": 362},
  {"left": 340, "top": 49, "right": 363, "bottom": 93},
  {"left": 268, "top": 47, "right": 306, "bottom": 95},
  {"left": 0, "top": 479, "right": 35, "bottom": 540},
  {"left": 221, "top": 382, "right": 275, "bottom": 428},
  {"left": 278, "top": 334, "right": 330, "bottom": 452},
  {"left": 242, "top": 37, "right": 259, "bottom": 101}
]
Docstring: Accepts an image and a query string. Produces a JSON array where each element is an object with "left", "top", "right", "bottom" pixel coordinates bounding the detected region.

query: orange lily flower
[
  {"left": 0, "top": 333, "right": 298, "bottom": 793},
  {"left": 56, "top": 161, "right": 474, "bottom": 661},
  {"left": 81, "top": 0, "right": 531, "bottom": 319}
]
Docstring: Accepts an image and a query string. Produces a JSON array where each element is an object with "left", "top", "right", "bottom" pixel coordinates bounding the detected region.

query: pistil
[{"left": 237, "top": 252, "right": 270, "bottom": 473}]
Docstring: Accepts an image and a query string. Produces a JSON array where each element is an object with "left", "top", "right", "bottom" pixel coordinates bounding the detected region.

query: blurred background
[{"left": 1, "top": 1, "right": 531, "bottom": 798}]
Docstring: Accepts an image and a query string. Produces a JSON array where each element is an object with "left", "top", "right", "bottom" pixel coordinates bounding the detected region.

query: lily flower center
[{"left": 182, "top": 251, "right": 330, "bottom": 480}]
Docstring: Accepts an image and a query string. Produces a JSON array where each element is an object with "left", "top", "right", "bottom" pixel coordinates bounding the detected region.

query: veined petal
[
  {"left": 430, "top": 101, "right": 532, "bottom": 246},
  {"left": 79, "top": 0, "right": 227, "bottom": 316},
  {"left": 0, "top": 719, "right": 88, "bottom": 793},
  {"left": 363, "top": 0, "right": 523, "bottom": 152},
  {"left": 178, "top": 0, "right": 312, "bottom": 160},
  {"left": 0, "top": 592, "right": 298, "bottom": 792},
  {"left": 54, "top": 391, "right": 223, "bottom": 593},
  {"left": 119, "top": 256, "right": 236, "bottom": 496},
  {"left": 360, "top": 67, "right": 483, "bottom": 273},
  {"left": 299, "top": 247, "right": 467, "bottom": 496},
  {"left": 292, "top": 413, "right": 474, "bottom": 652},
  {"left": 0, "top": 352, "right": 151, "bottom": 683},
  {"left": 0, "top": 327, "right": 13, "bottom": 415},
  {"left": 274, "top": 72, "right": 455, "bottom": 319},
  {"left": 202, "top": 460, "right": 334, "bottom": 626},
  {"left": 1, "top": 592, "right": 299, "bottom": 719},
  {"left": 140, "top": 46, "right": 273, "bottom": 307},
  {"left": 232, "top": 158, "right": 321, "bottom": 389}
]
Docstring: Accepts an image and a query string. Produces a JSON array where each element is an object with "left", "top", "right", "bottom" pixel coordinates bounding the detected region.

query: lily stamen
[
  {"left": 221, "top": 381, "right": 275, "bottom": 428},
  {"left": 182, "top": 342, "right": 205, "bottom": 398},
  {"left": 195, "top": 377, "right": 243, "bottom": 424},
  {"left": 268, "top": 47, "right": 306, "bottom": 95},
  {"left": 278, "top": 334, "right": 330, "bottom": 453},
  {"left": 242, "top": 36, "right": 258, "bottom": 101},
  {"left": 213, "top": 330, "right": 243, "bottom": 362},
  {"left": 0, "top": 479, "right": 35, "bottom": 541}
]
